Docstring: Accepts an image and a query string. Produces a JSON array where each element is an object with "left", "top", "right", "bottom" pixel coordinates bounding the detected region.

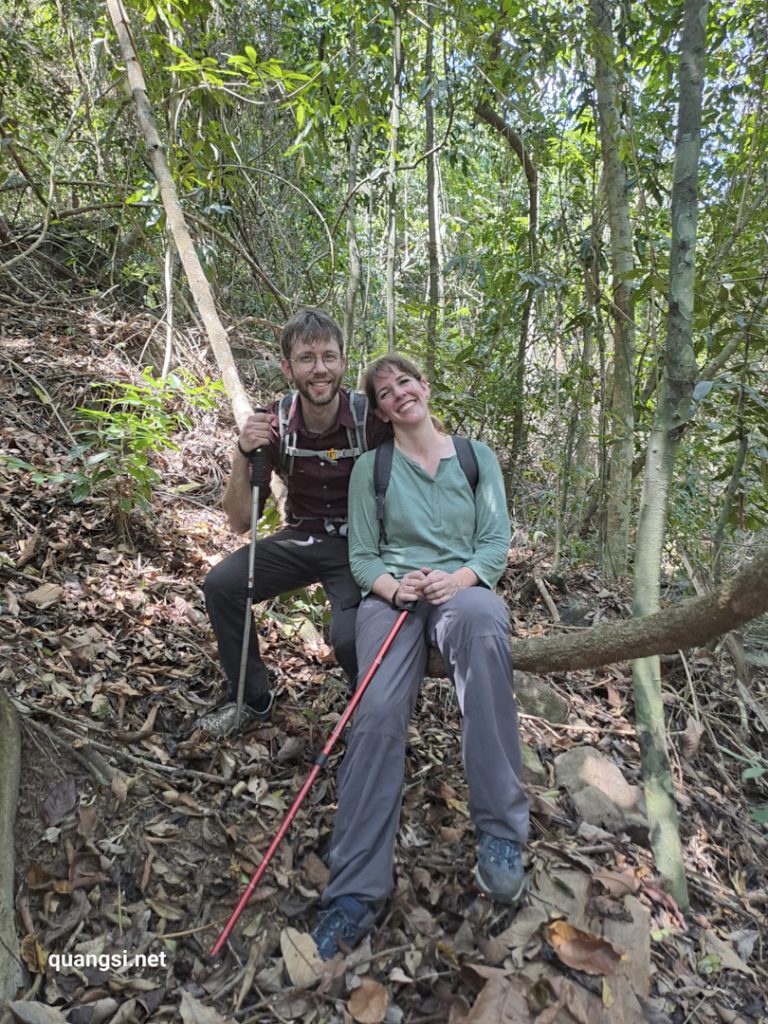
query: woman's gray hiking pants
[{"left": 321, "top": 587, "right": 529, "bottom": 910}]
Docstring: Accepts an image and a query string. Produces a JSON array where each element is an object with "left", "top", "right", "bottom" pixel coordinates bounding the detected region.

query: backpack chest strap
[{"left": 283, "top": 442, "right": 362, "bottom": 464}]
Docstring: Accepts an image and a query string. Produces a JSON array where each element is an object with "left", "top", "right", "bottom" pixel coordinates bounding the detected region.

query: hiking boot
[
  {"left": 310, "top": 896, "right": 376, "bottom": 960},
  {"left": 195, "top": 692, "right": 275, "bottom": 737},
  {"left": 474, "top": 830, "right": 527, "bottom": 905}
]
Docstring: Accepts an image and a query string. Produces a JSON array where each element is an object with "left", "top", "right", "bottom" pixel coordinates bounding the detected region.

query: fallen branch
[{"left": 509, "top": 544, "right": 768, "bottom": 673}]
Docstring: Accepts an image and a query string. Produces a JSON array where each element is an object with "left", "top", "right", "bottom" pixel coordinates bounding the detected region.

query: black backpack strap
[
  {"left": 452, "top": 436, "right": 479, "bottom": 492},
  {"left": 373, "top": 437, "right": 394, "bottom": 545},
  {"left": 277, "top": 393, "right": 297, "bottom": 475},
  {"left": 348, "top": 390, "right": 369, "bottom": 455}
]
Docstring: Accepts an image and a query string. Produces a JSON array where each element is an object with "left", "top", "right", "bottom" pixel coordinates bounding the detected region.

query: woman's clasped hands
[{"left": 394, "top": 567, "right": 463, "bottom": 607}]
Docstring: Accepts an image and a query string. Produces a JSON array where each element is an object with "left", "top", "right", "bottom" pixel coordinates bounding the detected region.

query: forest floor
[{"left": 1, "top": 306, "right": 768, "bottom": 1024}]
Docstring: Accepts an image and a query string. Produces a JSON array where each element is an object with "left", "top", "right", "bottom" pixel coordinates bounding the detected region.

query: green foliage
[{"left": 71, "top": 369, "right": 222, "bottom": 514}]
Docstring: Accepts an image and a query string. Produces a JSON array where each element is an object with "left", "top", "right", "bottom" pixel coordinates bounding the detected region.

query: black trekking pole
[
  {"left": 211, "top": 605, "right": 413, "bottom": 957},
  {"left": 235, "top": 447, "right": 266, "bottom": 732}
]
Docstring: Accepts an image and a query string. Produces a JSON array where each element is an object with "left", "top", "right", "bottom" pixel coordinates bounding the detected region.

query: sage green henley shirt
[{"left": 348, "top": 440, "right": 511, "bottom": 596}]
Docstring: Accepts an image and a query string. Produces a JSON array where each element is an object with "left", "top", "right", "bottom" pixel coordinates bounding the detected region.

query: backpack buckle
[{"left": 325, "top": 448, "right": 338, "bottom": 463}]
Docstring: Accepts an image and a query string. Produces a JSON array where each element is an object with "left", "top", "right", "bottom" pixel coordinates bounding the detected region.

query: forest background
[{"left": 1, "top": 0, "right": 768, "bottom": 1018}]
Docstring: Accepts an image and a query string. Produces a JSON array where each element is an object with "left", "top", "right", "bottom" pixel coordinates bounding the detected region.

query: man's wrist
[
  {"left": 237, "top": 439, "right": 253, "bottom": 458},
  {"left": 390, "top": 584, "right": 401, "bottom": 609}
]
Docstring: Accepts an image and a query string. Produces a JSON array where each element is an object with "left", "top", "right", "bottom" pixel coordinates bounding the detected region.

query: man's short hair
[{"left": 281, "top": 307, "right": 344, "bottom": 360}]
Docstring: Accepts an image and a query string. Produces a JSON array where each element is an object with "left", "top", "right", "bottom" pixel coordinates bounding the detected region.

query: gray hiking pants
[{"left": 321, "top": 588, "right": 529, "bottom": 909}]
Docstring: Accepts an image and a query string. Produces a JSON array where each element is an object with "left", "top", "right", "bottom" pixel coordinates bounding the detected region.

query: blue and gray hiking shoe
[
  {"left": 474, "top": 830, "right": 527, "bottom": 905},
  {"left": 310, "top": 896, "right": 376, "bottom": 960}
]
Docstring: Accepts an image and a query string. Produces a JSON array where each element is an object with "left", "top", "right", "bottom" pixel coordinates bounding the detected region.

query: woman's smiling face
[{"left": 372, "top": 366, "right": 431, "bottom": 424}]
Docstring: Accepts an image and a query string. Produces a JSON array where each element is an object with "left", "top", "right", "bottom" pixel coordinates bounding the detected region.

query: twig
[
  {"left": 0, "top": 353, "right": 76, "bottom": 444},
  {"left": 533, "top": 568, "right": 561, "bottom": 622}
]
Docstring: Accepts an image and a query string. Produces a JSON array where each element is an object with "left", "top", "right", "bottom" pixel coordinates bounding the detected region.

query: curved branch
[{"left": 509, "top": 544, "right": 768, "bottom": 673}]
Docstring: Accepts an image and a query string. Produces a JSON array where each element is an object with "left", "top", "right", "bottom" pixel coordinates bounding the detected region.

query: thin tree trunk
[
  {"left": 344, "top": 124, "right": 364, "bottom": 353},
  {"left": 385, "top": 0, "right": 403, "bottom": 352},
  {"left": 631, "top": 0, "right": 708, "bottom": 912},
  {"left": 475, "top": 102, "right": 538, "bottom": 475},
  {"left": 105, "top": 0, "right": 252, "bottom": 426},
  {"left": 343, "top": 17, "right": 363, "bottom": 352},
  {"left": 590, "top": 0, "right": 635, "bottom": 579},
  {"left": 425, "top": 2, "right": 440, "bottom": 379},
  {"left": 0, "top": 689, "right": 21, "bottom": 1005}
]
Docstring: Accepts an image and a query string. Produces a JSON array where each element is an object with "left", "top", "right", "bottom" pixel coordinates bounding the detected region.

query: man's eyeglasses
[{"left": 291, "top": 351, "right": 342, "bottom": 369}]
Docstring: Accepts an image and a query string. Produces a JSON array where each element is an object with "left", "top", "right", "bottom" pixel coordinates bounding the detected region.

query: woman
[{"left": 310, "top": 355, "right": 529, "bottom": 959}]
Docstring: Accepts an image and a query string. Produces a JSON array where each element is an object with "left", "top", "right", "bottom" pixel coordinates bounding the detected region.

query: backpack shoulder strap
[
  {"left": 347, "top": 390, "right": 369, "bottom": 455},
  {"left": 452, "top": 435, "right": 479, "bottom": 492},
  {"left": 373, "top": 437, "right": 394, "bottom": 545},
  {"left": 278, "top": 392, "right": 297, "bottom": 475}
]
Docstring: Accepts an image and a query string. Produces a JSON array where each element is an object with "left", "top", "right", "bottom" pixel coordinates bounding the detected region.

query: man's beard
[{"left": 295, "top": 376, "right": 342, "bottom": 407}]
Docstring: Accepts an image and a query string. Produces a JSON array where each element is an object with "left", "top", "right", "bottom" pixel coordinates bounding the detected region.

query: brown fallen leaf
[
  {"left": 593, "top": 867, "right": 641, "bottom": 898},
  {"left": 25, "top": 864, "right": 71, "bottom": 895},
  {"left": 348, "top": 976, "right": 389, "bottom": 1023},
  {"left": 20, "top": 933, "right": 46, "bottom": 973},
  {"left": 16, "top": 528, "right": 40, "bottom": 568},
  {"left": 69, "top": 851, "right": 109, "bottom": 890},
  {"left": 302, "top": 851, "right": 330, "bottom": 887},
  {"left": 178, "top": 990, "right": 234, "bottom": 1024},
  {"left": 41, "top": 776, "right": 77, "bottom": 826},
  {"left": 547, "top": 919, "right": 623, "bottom": 976},
  {"left": 280, "top": 927, "right": 324, "bottom": 987},
  {"left": 8, "top": 1002, "right": 69, "bottom": 1024},
  {"left": 682, "top": 716, "right": 705, "bottom": 759},
  {"left": 24, "top": 582, "right": 64, "bottom": 608}
]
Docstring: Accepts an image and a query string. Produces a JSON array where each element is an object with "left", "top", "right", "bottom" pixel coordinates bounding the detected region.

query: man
[{"left": 202, "top": 308, "right": 391, "bottom": 732}]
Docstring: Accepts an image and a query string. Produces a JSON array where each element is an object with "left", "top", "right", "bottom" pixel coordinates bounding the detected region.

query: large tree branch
[{"left": 507, "top": 543, "right": 768, "bottom": 673}]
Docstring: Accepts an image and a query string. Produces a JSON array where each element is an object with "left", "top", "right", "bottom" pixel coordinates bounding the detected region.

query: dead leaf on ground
[
  {"left": 8, "top": 1003, "right": 69, "bottom": 1024},
  {"left": 69, "top": 850, "right": 108, "bottom": 890},
  {"left": 24, "top": 582, "right": 64, "bottom": 608},
  {"left": 547, "top": 919, "right": 623, "bottom": 975},
  {"left": 25, "top": 864, "right": 71, "bottom": 894},
  {"left": 40, "top": 776, "right": 77, "bottom": 826},
  {"left": 348, "top": 976, "right": 389, "bottom": 1023},
  {"left": 19, "top": 933, "right": 46, "bottom": 973},
  {"left": 280, "top": 926, "right": 324, "bottom": 987},
  {"left": 682, "top": 716, "right": 705, "bottom": 759},
  {"left": 593, "top": 866, "right": 641, "bottom": 897},
  {"left": 703, "top": 929, "right": 756, "bottom": 977},
  {"left": 178, "top": 990, "right": 233, "bottom": 1024}
]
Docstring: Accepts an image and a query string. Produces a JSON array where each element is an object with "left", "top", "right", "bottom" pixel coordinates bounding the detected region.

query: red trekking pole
[{"left": 211, "top": 606, "right": 412, "bottom": 957}]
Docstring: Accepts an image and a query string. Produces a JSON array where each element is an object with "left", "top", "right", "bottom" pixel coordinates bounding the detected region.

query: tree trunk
[
  {"left": 424, "top": 3, "right": 440, "bottom": 379},
  {"left": 589, "top": 0, "right": 636, "bottom": 578},
  {"left": 105, "top": 0, "right": 252, "bottom": 427},
  {"left": 475, "top": 101, "right": 538, "bottom": 478},
  {"left": 385, "top": 1, "right": 403, "bottom": 352},
  {"left": 0, "top": 688, "right": 21, "bottom": 1004},
  {"left": 631, "top": 0, "right": 709, "bottom": 911},
  {"left": 344, "top": 125, "right": 364, "bottom": 353},
  {"left": 343, "top": 17, "right": 364, "bottom": 354}
]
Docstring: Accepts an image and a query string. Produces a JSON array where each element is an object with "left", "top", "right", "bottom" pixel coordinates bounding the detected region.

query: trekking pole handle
[{"left": 245, "top": 446, "right": 266, "bottom": 486}]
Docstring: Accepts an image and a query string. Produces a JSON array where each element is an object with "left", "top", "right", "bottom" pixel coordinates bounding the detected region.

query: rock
[
  {"left": 521, "top": 744, "right": 547, "bottom": 787},
  {"left": 514, "top": 673, "right": 569, "bottom": 724},
  {"left": 554, "top": 746, "right": 647, "bottom": 834}
]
